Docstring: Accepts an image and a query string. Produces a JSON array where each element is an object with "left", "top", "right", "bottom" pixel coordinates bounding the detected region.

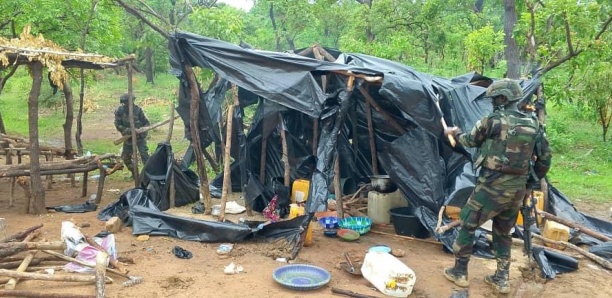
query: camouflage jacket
[
  {"left": 457, "top": 109, "right": 552, "bottom": 181},
  {"left": 114, "top": 104, "right": 150, "bottom": 137}
]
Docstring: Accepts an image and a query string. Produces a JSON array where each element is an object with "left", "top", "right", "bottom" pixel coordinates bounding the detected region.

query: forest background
[{"left": 0, "top": 0, "right": 611, "bottom": 204}]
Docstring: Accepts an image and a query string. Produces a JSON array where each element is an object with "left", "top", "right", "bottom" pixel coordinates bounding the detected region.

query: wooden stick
[
  {"left": 0, "top": 224, "right": 43, "bottom": 243},
  {"left": 434, "top": 100, "right": 456, "bottom": 147},
  {"left": 365, "top": 98, "right": 378, "bottom": 175},
  {"left": 0, "top": 269, "right": 112, "bottom": 283},
  {"left": 537, "top": 210, "right": 612, "bottom": 242},
  {"left": 127, "top": 63, "right": 139, "bottom": 186},
  {"left": 369, "top": 230, "right": 442, "bottom": 246},
  {"left": 0, "top": 242, "right": 65, "bottom": 250},
  {"left": 334, "top": 153, "right": 343, "bottom": 219},
  {"left": 280, "top": 115, "right": 290, "bottom": 187},
  {"left": 435, "top": 206, "right": 446, "bottom": 233},
  {"left": 95, "top": 253, "right": 108, "bottom": 298},
  {"left": 4, "top": 250, "right": 38, "bottom": 289},
  {"left": 166, "top": 101, "right": 175, "bottom": 143},
  {"left": 532, "top": 234, "right": 612, "bottom": 271},
  {"left": 219, "top": 86, "right": 237, "bottom": 222},
  {"left": 331, "top": 287, "right": 381, "bottom": 298},
  {"left": 358, "top": 86, "right": 406, "bottom": 135},
  {"left": 113, "top": 116, "right": 180, "bottom": 145},
  {"left": 41, "top": 250, "right": 129, "bottom": 279},
  {"left": 331, "top": 70, "right": 382, "bottom": 83},
  {"left": 435, "top": 219, "right": 461, "bottom": 234},
  {"left": 0, "top": 290, "right": 95, "bottom": 298}
]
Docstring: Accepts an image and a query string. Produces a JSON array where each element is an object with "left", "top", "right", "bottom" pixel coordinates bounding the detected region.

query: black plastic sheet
[
  {"left": 589, "top": 242, "right": 612, "bottom": 261},
  {"left": 97, "top": 188, "right": 157, "bottom": 225},
  {"left": 533, "top": 247, "right": 579, "bottom": 279}
]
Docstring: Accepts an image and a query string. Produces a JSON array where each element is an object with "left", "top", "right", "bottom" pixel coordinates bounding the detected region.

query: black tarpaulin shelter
[{"left": 167, "top": 32, "right": 612, "bottom": 254}]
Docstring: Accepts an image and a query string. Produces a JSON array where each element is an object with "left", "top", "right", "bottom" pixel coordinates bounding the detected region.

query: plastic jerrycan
[
  {"left": 361, "top": 251, "right": 416, "bottom": 297},
  {"left": 289, "top": 204, "right": 314, "bottom": 246}
]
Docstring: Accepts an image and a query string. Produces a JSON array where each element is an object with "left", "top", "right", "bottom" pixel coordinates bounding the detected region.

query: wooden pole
[
  {"left": 358, "top": 85, "right": 406, "bottom": 135},
  {"left": 532, "top": 234, "right": 612, "bottom": 271},
  {"left": 26, "top": 61, "right": 45, "bottom": 215},
  {"left": 0, "top": 241, "right": 66, "bottom": 250},
  {"left": 0, "top": 290, "right": 95, "bottom": 298},
  {"left": 0, "top": 269, "right": 112, "bottom": 283},
  {"left": 537, "top": 210, "right": 612, "bottom": 242},
  {"left": 365, "top": 96, "right": 378, "bottom": 175},
  {"left": 95, "top": 253, "right": 108, "bottom": 298},
  {"left": 166, "top": 101, "right": 175, "bottom": 143},
  {"left": 127, "top": 63, "right": 139, "bottom": 186},
  {"left": 434, "top": 100, "right": 456, "bottom": 147},
  {"left": 334, "top": 154, "right": 343, "bottom": 219},
  {"left": 3, "top": 233, "right": 39, "bottom": 290},
  {"left": 219, "top": 86, "right": 237, "bottom": 222},
  {"left": 259, "top": 129, "right": 267, "bottom": 185},
  {"left": 184, "top": 65, "right": 212, "bottom": 215},
  {"left": 280, "top": 114, "right": 290, "bottom": 187},
  {"left": 0, "top": 224, "right": 42, "bottom": 243},
  {"left": 94, "top": 162, "right": 105, "bottom": 204},
  {"left": 312, "top": 118, "right": 318, "bottom": 156},
  {"left": 41, "top": 250, "right": 130, "bottom": 280},
  {"left": 535, "top": 85, "right": 549, "bottom": 210}
]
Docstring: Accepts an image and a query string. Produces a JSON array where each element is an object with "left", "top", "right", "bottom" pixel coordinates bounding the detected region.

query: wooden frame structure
[{"left": 0, "top": 37, "right": 136, "bottom": 214}]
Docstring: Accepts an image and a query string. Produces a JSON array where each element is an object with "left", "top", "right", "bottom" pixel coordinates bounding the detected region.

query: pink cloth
[{"left": 64, "top": 234, "right": 116, "bottom": 273}]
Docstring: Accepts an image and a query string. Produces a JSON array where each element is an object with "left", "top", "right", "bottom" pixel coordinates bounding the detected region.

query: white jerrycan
[{"left": 361, "top": 251, "right": 417, "bottom": 297}]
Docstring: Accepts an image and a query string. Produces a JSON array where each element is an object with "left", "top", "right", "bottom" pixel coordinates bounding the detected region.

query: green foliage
[
  {"left": 464, "top": 25, "right": 505, "bottom": 74},
  {"left": 189, "top": 6, "right": 246, "bottom": 43}
]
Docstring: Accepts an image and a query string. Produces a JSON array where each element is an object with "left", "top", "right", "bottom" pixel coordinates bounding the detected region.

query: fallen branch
[
  {"left": 537, "top": 210, "right": 612, "bottom": 242},
  {"left": 532, "top": 234, "right": 612, "bottom": 271},
  {"left": 0, "top": 269, "right": 112, "bottom": 283},
  {"left": 0, "top": 224, "right": 43, "bottom": 243},
  {"left": 0, "top": 290, "right": 95, "bottom": 298},
  {"left": 331, "top": 287, "right": 381, "bottom": 298},
  {"left": 370, "top": 230, "right": 442, "bottom": 246}
]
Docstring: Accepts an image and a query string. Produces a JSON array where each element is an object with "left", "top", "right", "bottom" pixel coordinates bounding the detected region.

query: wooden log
[
  {"left": 4, "top": 250, "right": 37, "bottom": 289},
  {"left": 0, "top": 242, "right": 65, "bottom": 250},
  {"left": 334, "top": 154, "right": 343, "bottom": 219},
  {"left": 41, "top": 250, "right": 131, "bottom": 281},
  {"left": 358, "top": 85, "right": 406, "bottom": 135},
  {"left": 184, "top": 65, "right": 212, "bottom": 215},
  {"left": 537, "top": 210, "right": 612, "bottom": 242},
  {"left": 0, "top": 224, "right": 43, "bottom": 244},
  {"left": 0, "top": 290, "right": 95, "bottom": 298},
  {"left": 331, "top": 287, "right": 381, "bottom": 298},
  {"left": 95, "top": 253, "right": 108, "bottom": 298},
  {"left": 24, "top": 265, "right": 65, "bottom": 272},
  {"left": 369, "top": 230, "right": 442, "bottom": 246},
  {"left": 0, "top": 257, "right": 57, "bottom": 268},
  {"left": 0, "top": 269, "right": 112, "bottom": 283},
  {"left": 219, "top": 86, "right": 237, "bottom": 222},
  {"left": 280, "top": 115, "right": 290, "bottom": 187},
  {"left": 532, "top": 234, "right": 612, "bottom": 271},
  {"left": 365, "top": 98, "right": 378, "bottom": 175}
]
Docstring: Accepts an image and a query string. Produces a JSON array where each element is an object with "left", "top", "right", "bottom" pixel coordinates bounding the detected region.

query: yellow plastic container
[
  {"left": 516, "top": 190, "right": 545, "bottom": 225},
  {"left": 289, "top": 204, "right": 314, "bottom": 246},
  {"left": 542, "top": 220, "right": 570, "bottom": 250},
  {"left": 291, "top": 179, "right": 310, "bottom": 203}
]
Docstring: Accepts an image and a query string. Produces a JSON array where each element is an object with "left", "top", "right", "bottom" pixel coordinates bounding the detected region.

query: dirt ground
[{"left": 1, "top": 177, "right": 612, "bottom": 298}]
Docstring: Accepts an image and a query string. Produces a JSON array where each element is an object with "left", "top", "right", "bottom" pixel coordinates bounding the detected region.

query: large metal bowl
[{"left": 369, "top": 175, "right": 398, "bottom": 193}]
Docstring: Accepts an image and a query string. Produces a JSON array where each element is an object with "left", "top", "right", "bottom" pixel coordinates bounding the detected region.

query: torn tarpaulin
[
  {"left": 532, "top": 247, "right": 579, "bottom": 279},
  {"left": 129, "top": 205, "right": 306, "bottom": 246}
]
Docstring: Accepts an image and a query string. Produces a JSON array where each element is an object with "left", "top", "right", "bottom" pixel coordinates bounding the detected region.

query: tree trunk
[
  {"left": 62, "top": 78, "right": 74, "bottom": 160},
  {"left": 504, "top": 0, "right": 520, "bottom": 78},
  {"left": 145, "top": 47, "right": 154, "bottom": 84},
  {"left": 127, "top": 64, "right": 139, "bottom": 186},
  {"left": 27, "top": 62, "right": 45, "bottom": 215},
  {"left": 75, "top": 69, "right": 85, "bottom": 155},
  {"left": 269, "top": 3, "right": 282, "bottom": 52}
]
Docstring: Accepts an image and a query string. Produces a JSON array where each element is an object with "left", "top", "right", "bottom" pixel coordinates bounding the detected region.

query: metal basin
[{"left": 369, "top": 175, "right": 398, "bottom": 193}]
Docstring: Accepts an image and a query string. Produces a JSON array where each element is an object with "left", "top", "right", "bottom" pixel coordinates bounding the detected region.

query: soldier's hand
[{"left": 444, "top": 127, "right": 460, "bottom": 136}]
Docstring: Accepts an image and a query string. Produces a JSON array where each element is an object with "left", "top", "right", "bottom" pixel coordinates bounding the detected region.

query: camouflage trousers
[
  {"left": 452, "top": 175, "right": 526, "bottom": 260},
  {"left": 121, "top": 137, "right": 150, "bottom": 174}
]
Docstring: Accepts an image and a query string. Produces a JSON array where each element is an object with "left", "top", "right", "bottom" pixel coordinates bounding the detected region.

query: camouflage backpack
[{"left": 475, "top": 111, "right": 541, "bottom": 175}]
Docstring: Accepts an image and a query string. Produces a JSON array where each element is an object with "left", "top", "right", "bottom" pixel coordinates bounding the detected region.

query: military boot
[
  {"left": 484, "top": 258, "right": 511, "bottom": 294},
  {"left": 444, "top": 257, "right": 470, "bottom": 287}
]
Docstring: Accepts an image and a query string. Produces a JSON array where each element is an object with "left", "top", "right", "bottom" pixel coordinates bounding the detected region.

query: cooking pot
[{"left": 369, "top": 175, "right": 398, "bottom": 193}]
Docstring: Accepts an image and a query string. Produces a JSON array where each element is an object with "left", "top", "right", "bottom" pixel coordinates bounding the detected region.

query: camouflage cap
[{"left": 485, "top": 79, "right": 523, "bottom": 102}]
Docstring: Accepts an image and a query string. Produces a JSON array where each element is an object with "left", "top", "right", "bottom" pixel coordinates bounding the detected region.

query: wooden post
[
  {"left": 82, "top": 171, "right": 88, "bottom": 198},
  {"left": 9, "top": 177, "right": 16, "bottom": 207},
  {"left": 45, "top": 153, "right": 53, "bottom": 190},
  {"left": 127, "top": 63, "right": 139, "bottom": 186},
  {"left": 358, "top": 85, "right": 406, "bottom": 135},
  {"left": 62, "top": 76, "right": 76, "bottom": 187},
  {"left": 365, "top": 99, "right": 378, "bottom": 175},
  {"left": 26, "top": 61, "right": 45, "bottom": 214},
  {"left": 166, "top": 101, "right": 175, "bottom": 142},
  {"left": 95, "top": 252, "right": 108, "bottom": 298},
  {"left": 219, "top": 86, "right": 237, "bottom": 222},
  {"left": 280, "top": 115, "right": 290, "bottom": 187},
  {"left": 334, "top": 76, "right": 355, "bottom": 219},
  {"left": 536, "top": 85, "right": 549, "bottom": 209},
  {"left": 184, "top": 65, "right": 212, "bottom": 214},
  {"left": 94, "top": 162, "right": 105, "bottom": 204}
]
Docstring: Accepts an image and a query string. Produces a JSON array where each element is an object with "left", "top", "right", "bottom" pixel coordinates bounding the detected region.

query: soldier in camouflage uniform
[
  {"left": 114, "top": 93, "right": 150, "bottom": 177},
  {"left": 443, "top": 79, "right": 552, "bottom": 294}
]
